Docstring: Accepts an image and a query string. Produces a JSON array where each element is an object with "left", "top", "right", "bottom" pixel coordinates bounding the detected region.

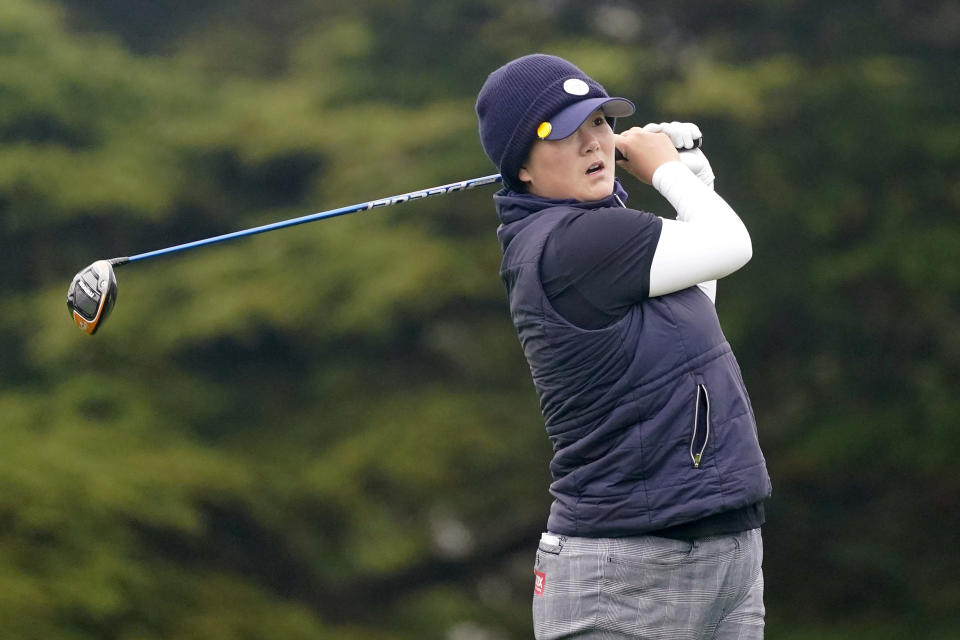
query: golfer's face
[{"left": 519, "top": 110, "right": 617, "bottom": 202}]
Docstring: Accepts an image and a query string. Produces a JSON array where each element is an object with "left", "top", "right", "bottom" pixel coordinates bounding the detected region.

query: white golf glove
[{"left": 643, "top": 121, "right": 715, "bottom": 189}]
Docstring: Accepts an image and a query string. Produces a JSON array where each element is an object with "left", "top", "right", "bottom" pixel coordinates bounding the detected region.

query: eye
[{"left": 593, "top": 116, "right": 606, "bottom": 127}]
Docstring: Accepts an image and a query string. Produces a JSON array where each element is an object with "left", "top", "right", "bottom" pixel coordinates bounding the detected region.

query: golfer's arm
[{"left": 648, "top": 161, "right": 751, "bottom": 300}]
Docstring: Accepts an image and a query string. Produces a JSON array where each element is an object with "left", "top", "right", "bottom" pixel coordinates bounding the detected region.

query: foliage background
[{"left": 2, "top": 0, "right": 958, "bottom": 638}]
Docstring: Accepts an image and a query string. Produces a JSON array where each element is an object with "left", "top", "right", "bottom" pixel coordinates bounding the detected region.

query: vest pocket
[{"left": 690, "top": 383, "right": 711, "bottom": 469}]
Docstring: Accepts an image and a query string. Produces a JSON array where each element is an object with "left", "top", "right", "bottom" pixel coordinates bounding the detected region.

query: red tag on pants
[{"left": 534, "top": 570, "right": 546, "bottom": 596}]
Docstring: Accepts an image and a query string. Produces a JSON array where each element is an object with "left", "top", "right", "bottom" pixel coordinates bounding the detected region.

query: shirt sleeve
[
  {"left": 649, "top": 161, "right": 752, "bottom": 299},
  {"left": 540, "top": 207, "right": 663, "bottom": 329}
]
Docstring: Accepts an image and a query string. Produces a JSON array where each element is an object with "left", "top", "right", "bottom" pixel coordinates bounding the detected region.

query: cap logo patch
[
  {"left": 537, "top": 122, "right": 553, "bottom": 139},
  {"left": 563, "top": 78, "right": 589, "bottom": 96}
]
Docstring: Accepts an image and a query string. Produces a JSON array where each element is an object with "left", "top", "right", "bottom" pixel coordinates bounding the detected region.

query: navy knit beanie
[{"left": 476, "top": 54, "right": 635, "bottom": 192}]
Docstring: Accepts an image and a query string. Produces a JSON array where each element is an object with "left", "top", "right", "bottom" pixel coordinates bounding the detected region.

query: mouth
[{"left": 585, "top": 161, "right": 604, "bottom": 176}]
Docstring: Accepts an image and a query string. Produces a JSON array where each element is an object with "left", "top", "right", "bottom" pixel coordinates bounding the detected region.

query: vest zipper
[
  {"left": 613, "top": 194, "right": 626, "bottom": 208},
  {"left": 690, "top": 383, "right": 711, "bottom": 468}
]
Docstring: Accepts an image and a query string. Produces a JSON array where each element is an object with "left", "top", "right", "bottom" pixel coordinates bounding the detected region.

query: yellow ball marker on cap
[{"left": 537, "top": 121, "right": 553, "bottom": 139}]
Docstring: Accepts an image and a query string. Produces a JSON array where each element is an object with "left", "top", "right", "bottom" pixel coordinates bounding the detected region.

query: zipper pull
[{"left": 690, "top": 383, "right": 710, "bottom": 469}]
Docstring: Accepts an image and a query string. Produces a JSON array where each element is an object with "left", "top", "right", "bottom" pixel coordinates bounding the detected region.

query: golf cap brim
[{"left": 538, "top": 96, "right": 636, "bottom": 140}]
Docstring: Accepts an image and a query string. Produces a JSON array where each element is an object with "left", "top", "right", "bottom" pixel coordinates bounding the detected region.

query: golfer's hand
[
  {"left": 614, "top": 128, "right": 681, "bottom": 184},
  {"left": 643, "top": 121, "right": 702, "bottom": 150},
  {"left": 643, "top": 121, "right": 714, "bottom": 188}
]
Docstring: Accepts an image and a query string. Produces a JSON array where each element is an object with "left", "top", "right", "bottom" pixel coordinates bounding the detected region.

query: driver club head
[{"left": 67, "top": 259, "right": 118, "bottom": 335}]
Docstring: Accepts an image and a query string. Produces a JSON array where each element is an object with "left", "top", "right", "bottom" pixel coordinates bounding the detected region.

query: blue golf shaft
[{"left": 110, "top": 173, "right": 503, "bottom": 267}]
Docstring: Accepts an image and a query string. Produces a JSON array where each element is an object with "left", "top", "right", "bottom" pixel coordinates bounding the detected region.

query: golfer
[{"left": 476, "top": 54, "right": 772, "bottom": 639}]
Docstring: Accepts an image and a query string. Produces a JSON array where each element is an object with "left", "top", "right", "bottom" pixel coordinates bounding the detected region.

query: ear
[{"left": 518, "top": 165, "right": 532, "bottom": 186}]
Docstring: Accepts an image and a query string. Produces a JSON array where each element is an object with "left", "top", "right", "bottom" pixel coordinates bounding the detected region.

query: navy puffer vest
[{"left": 496, "top": 186, "right": 772, "bottom": 537}]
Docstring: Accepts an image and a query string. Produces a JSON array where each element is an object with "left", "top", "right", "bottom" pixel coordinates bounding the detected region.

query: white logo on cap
[{"left": 563, "top": 78, "right": 589, "bottom": 96}]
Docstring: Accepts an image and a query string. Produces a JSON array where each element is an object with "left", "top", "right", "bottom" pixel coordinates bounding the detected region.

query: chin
[{"left": 581, "top": 182, "right": 614, "bottom": 202}]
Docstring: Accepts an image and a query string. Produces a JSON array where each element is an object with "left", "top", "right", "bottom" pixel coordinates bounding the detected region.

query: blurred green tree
[{"left": 1, "top": 0, "right": 957, "bottom": 638}]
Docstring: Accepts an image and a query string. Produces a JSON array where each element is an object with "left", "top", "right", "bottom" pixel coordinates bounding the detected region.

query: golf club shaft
[{"left": 110, "top": 173, "right": 504, "bottom": 267}]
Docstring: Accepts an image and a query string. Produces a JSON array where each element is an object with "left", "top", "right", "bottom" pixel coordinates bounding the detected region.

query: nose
[{"left": 580, "top": 131, "right": 601, "bottom": 154}]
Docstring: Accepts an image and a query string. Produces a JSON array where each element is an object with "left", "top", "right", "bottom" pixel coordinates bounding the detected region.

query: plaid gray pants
[{"left": 532, "top": 528, "right": 764, "bottom": 639}]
